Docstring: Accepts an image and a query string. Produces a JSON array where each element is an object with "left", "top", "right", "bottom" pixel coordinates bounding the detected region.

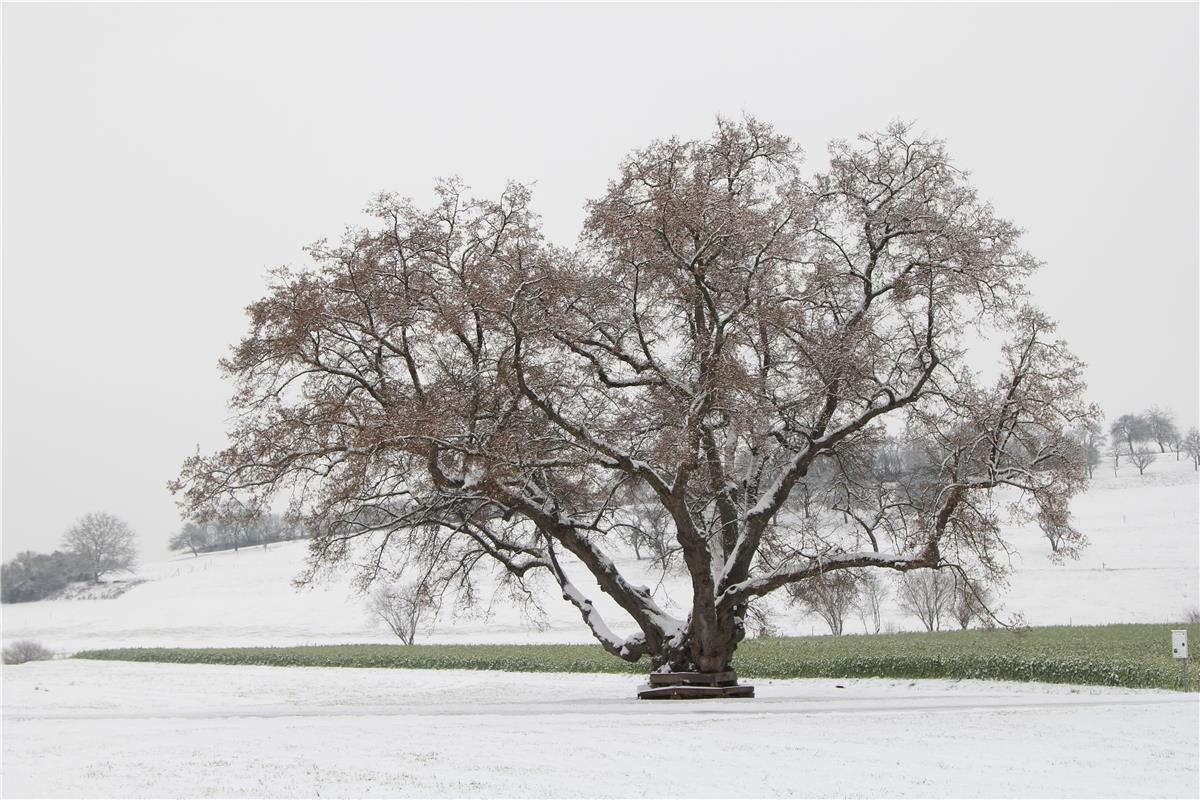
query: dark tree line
[
  {"left": 168, "top": 511, "right": 311, "bottom": 556},
  {"left": 1108, "top": 407, "right": 1192, "bottom": 475},
  {"left": 1, "top": 551, "right": 90, "bottom": 603}
]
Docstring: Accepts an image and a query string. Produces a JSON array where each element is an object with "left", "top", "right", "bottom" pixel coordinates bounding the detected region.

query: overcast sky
[{"left": 3, "top": 2, "right": 1197, "bottom": 560}]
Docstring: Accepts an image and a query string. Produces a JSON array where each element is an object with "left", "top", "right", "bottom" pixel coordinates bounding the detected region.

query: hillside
[{"left": 3, "top": 457, "right": 1196, "bottom": 654}]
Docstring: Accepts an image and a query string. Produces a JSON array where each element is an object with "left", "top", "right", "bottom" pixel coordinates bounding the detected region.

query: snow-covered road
[{"left": 4, "top": 660, "right": 1197, "bottom": 798}]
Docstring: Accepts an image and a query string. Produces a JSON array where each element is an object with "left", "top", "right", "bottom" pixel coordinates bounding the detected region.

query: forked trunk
[
  {"left": 639, "top": 609, "right": 753, "bottom": 699},
  {"left": 655, "top": 605, "right": 746, "bottom": 674}
]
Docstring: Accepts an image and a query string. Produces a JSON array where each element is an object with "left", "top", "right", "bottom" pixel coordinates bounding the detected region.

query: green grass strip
[{"left": 74, "top": 622, "right": 1200, "bottom": 691}]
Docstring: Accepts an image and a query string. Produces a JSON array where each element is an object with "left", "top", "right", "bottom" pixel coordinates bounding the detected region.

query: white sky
[{"left": 3, "top": 2, "right": 1198, "bottom": 560}]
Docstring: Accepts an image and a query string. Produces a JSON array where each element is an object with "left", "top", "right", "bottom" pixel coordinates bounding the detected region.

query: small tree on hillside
[
  {"left": 220, "top": 517, "right": 251, "bottom": 551},
  {"left": 169, "top": 522, "right": 208, "bottom": 557},
  {"left": 1075, "top": 429, "right": 1104, "bottom": 480},
  {"left": 1129, "top": 448, "right": 1157, "bottom": 476},
  {"left": 897, "top": 570, "right": 954, "bottom": 632},
  {"left": 1145, "top": 407, "right": 1179, "bottom": 455},
  {"left": 1042, "top": 520, "right": 1074, "bottom": 556},
  {"left": 1182, "top": 428, "right": 1200, "bottom": 472},
  {"left": 1110, "top": 414, "right": 1151, "bottom": 457},
  {"left": 62, "top": 512, "right": 137, "bottom": 582}
]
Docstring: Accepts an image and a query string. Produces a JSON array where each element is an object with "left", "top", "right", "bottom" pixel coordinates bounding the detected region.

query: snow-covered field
[
  {"left": 4, "top": 660, "right": 1197, "bottom": 798},
  {"left": 1, "top": 459, "right": 1198, "bottom": 798},
  {"left": 3, "top": 458, "right": 1196, "bottom": 654}
]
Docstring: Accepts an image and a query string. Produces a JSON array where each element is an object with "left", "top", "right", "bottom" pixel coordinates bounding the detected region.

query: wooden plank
[
  {"left": 637, "top": 683, "right": 755, "bottom": 699},
  {"left": 647, "top": 671, "right": 739, "bottom": 687}
]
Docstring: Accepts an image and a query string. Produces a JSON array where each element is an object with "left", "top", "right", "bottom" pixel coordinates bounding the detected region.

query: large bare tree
[
  {"left": 63, "top": 512, "right": 137, "bottom": 583},
  {"left": 173, "top": 119, "right": 1095, "bottom": 676}
]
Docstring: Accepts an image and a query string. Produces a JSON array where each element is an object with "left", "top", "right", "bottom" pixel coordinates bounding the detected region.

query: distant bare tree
[
  {"left": 1145, "top": 407, "right": 1180, "bottom": 455},
  {"left": 788, "top": 570, "right": 861, "bottom": 636},
  {"left": 951, "top": 576, "right": 992, "bottom": 629},
  {"left": 1042, "top": 518, "right": 1075, "bottom": 556},
  {"left": 744, "top": 602, "right": 778, "bottom": 639},
  {"left": 1110, "top": 414, "right": 1151, "bottom": 457},
  {"left": 62, "top": 512, "right": 137, "bottom": 583},
  {"left": 1109, "top": 441, "right": 1122, "bottom": 475},
  {"left": 792, "top": 480, "right": 815, "bottom": 519},
  {"left": 1129, "top": 449, "right": 1157, "bottom": 476},
  {"left": 1183, "top": 428, "right": 1200, "bottom": 472},
  {"left": 217, "top": 503, "right": 253, "bottom": 552},
  {"left": 896, "top": 570, "right": 954, "bottom": 632},
  {"left": 615, "top": 484, "right": 676, "bottom": 566},
  {"left": 169, "top": 523, "right": 207, "bottom": 557},
  {"left": 1075, "top": 429, "right": 1105, "bottom": 480},
  {"left": 368, "top": 581, "right": 436, "bottom": 645},
  {"left": 855, "top": 571, "right": 889, "bottom": 634}
]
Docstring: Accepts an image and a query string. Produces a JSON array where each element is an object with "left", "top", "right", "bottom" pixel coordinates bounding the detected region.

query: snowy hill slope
[{"left": 3, "top": 458, "right": 1196, "bottom": 654}]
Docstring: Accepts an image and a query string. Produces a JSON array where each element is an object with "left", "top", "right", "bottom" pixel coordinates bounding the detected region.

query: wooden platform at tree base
[
  {"left": 647, "top": 670, "right": 739, "bottom": 687},
  {"left": 638, "top": 674, "right": 755, "bottom": 699}
]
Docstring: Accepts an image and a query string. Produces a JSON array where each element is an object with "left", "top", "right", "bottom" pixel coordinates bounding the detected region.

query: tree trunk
[
  {"left": 655, "top": 606, "right": 745, "bottom": 674},
  {"left": 640, "top": 606, "right": 754, "bottom": 698}
]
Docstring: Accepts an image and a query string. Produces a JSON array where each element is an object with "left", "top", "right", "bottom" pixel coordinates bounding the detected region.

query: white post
[{"left": 1171, "top": 630, "right": 1189, "bottom": 691}]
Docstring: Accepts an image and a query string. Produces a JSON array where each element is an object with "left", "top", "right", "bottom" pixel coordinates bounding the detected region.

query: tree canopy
[{"left": 174, "top": 118, "right": 1096, "bottom": 673}]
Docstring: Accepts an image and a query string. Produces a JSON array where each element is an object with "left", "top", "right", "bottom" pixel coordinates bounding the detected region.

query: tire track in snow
[{"left": 9, "top": 694, "right": 1194, "bottom": 721}]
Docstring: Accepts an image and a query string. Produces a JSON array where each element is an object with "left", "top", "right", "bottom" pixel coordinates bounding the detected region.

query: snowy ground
[
  {"left": 3, "top": 458, "right": 1196, "bottom": 654},
  {"left": 1, "top": 459, "right": 1198, "bottom": 798},
  {"left": 3, "top": 660, "right": 1197, "bottom": 798}
]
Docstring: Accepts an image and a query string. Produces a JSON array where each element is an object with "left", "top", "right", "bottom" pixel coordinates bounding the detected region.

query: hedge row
[{"left": 75, "top": 622, "right": 1199, "bottom": 691}]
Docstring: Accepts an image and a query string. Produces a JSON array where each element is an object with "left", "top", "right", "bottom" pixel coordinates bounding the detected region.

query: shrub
[
  {"left": 367, "top": 582, "right": 436, "bottom": 645},
  {"left": 3, "top": 640, "right": 54, "bottom": 664},
  {"left": 1, "top": 550, "right": 89, "bottom": 603}
]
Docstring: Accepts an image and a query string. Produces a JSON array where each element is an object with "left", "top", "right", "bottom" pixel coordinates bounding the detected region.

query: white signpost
[
  {"left": 1172, "top": 630, "right": 1190, "bottom": 691},
  {"left": 1171, "top": 630, "right": 1188, "bottom": 659}
]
